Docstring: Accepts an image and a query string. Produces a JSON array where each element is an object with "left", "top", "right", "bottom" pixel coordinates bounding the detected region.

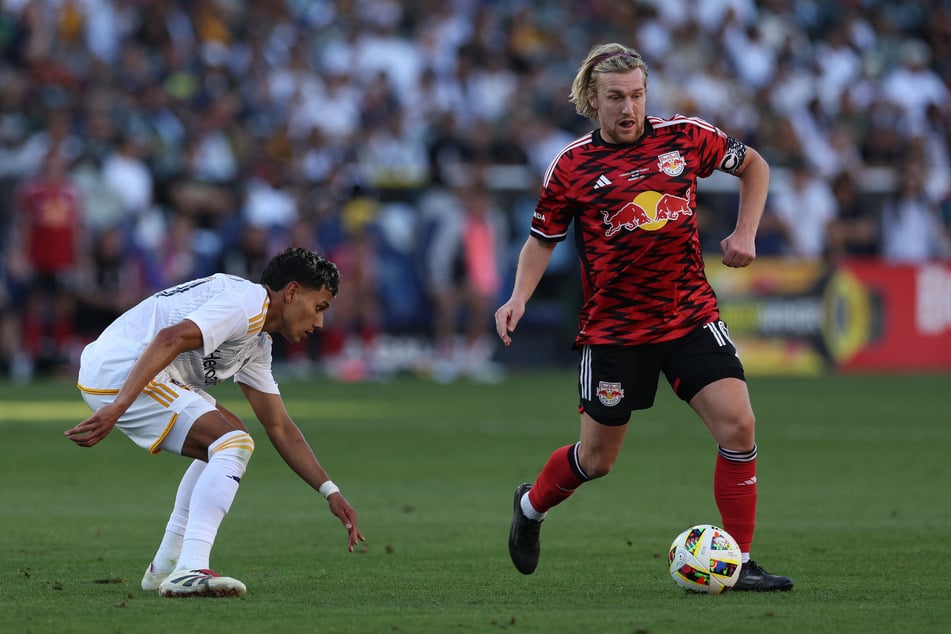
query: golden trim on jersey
[
  {"left": 149, "top": 412, "right": 178, "bottom": 454},
  {"left": 144, "top": 380, "right": 179, "bottom": 407},
  {"left": 76, "top": 382, "right": 120, "bottom": 395},
  {"left": 77, "top": 381, "right": 191, "bottom": 400},
  {"left": 247, "top": 296, "right": 269, "bottom": 335}
]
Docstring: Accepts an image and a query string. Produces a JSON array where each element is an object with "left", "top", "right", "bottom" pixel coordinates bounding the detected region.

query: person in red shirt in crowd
[
  {"left": 495, "top": 43, "right": 793, "bottom": 591},
  {"left": 14, "top": 146, "right": 83, "bottom": 374}
]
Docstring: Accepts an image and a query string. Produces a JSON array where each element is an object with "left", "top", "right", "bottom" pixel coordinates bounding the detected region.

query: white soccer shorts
[{"left": 79, "top": 375, "right": 218, "bottom": 455}]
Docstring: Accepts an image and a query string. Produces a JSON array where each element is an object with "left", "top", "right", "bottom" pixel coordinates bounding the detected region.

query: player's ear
[{"left": 284, "top": 280, "right": 301, "bottom": 302}]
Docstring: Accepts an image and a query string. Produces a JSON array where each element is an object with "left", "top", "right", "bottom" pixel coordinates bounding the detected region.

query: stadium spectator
[
  {"left": 70, "top": 150, "right": 124, "bottom": 231},
  {"left": 15, "top": 106, "right": 83, "bottom": 180},
  {"left": 768, "top": 158, "right": 838, "bottom": 259},
  {"left": 322, "top": 226, "right": 383, "bottom": 381},
  {"left": 424, "top": 179, "right": 507, "bottom": 383},
  {"left": 74, "top": 224, "right": 147, "bottom": 340},
  {"left": 240, "top": 158, "right": 300, "bottom": 244},
  {"left": 65, "top": 247, "right": 364, "bottom": 597},
  {"left": 218, "top": 222, "right": 273, "bottom": 284},
  {"left": 920, "top": 105, "right": 951, "bottom": 202},
  {"left": 148, "top": 212, "right": 200, "bottom": 289},
  {"left": 881, "top": 165, "right": 951, "bottom": 262},
  {"left": 101, "top": 132, "right": 154, "bottom": 220},
  {"left": 495, "top": 43, "right": 792, "bottom": 591},
  {"left": 13, "top": 147, "right": 84, "bottom": 377},
  {"left": 826, "top": 170, "right": 882, "bottom": 261},
  {"left": 0, "top": 0, "right": 948, "bottom": 379},
  {"left": 752, "top": 206, "right": 791, "bottom": 257},
  {"left": 358, "top": 109, "right": 431, "bottom": 194},
  {"left": 881, "top": 39, "right": 949, "bottom": 136}
]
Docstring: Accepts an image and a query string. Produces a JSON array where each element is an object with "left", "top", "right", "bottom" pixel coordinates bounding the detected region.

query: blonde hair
[{"left": 569, "top": 43, "right": 649, "bottom": 121}]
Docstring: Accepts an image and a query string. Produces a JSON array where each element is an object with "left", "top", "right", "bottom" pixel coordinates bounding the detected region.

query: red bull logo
[
  {"left": 658, "top": 150, "right": 685, "bottom": 176},
  {"left": 596, "top": 381, "right": 624, "bottom": 407},
  {"left": 601, "top": 190, "right": 693, "bottom": 236}
]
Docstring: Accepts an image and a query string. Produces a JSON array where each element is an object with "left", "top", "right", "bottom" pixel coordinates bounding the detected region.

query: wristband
[{"left": 319, "top": 480, "right": 340, "bottom": 499}]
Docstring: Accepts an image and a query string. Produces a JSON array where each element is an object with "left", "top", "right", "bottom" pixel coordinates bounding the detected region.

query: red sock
[
  {"left": 714, "top": 449, "right": 757, "bottom": 553},
  {"left": 528, "top": 444, "right": 588, "bottom": 513}
]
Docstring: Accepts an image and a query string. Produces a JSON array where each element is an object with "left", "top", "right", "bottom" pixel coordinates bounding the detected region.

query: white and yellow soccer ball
[{"left": 668, "top": 524, "right": 742, "bottom": 594}]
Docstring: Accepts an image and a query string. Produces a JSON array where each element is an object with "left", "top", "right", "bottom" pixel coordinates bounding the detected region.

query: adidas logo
[
  {"left": 737, "top": 477, "right": 757, "bottom": 487},
  {"left": 594, "top": 174, "right": 612, "bottom": 189}
]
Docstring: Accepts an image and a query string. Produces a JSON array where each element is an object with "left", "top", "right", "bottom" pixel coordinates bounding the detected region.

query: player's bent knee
[
  {"left": 586, "top": 462, "right": 614, "bottom": 479},
  {"left": 578, "top": 454, "right": 616, "bottom": 479},
  {"left": 733, "top": 413, "right": 756, "bottom": 445},
  {"left": 209, "top": 430, "right": 255, "bottom": 474}
]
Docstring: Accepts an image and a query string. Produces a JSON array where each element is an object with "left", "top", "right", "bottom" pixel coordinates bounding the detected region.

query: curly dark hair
[{"left": 260, "top": 247, "right": 340, "bottom": 296}]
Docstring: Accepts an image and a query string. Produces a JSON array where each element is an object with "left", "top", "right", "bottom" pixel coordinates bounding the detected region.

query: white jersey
[{"left": 78, "top": 273, "right": 280, "bottom": 395}]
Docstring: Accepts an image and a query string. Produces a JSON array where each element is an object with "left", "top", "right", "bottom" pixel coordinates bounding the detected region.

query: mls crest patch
[{"left": 596, "top": 381, "right": 624, "bottom": 407}]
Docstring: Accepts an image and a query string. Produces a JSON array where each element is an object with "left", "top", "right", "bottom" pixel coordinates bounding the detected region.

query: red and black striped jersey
[{"left": 531, "top": 115, "right": 735, "bottom": 347}]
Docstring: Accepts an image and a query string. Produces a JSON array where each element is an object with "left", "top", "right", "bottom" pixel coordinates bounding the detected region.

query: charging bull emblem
[
  {"left": 657, "top": 151, "right": 685, "bottom": 176},
  {"left": 601, "top": 191, "right": 693, "bottom": 236},
  {"left": 597, "top": 381, "right": 624, "bottom": 407}
]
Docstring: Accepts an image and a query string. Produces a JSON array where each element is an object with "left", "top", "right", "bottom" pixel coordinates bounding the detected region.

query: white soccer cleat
[
  {"left": 158, "top": 569, "right": 247, "bottom": 597},
  {"left": 141, "top": 564, "right": 170, "bottom": 591}
]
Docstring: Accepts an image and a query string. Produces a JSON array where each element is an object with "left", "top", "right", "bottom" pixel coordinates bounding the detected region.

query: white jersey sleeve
[
  {"left": 183, "top": 282, "right": 267, "bottom": 357},
  {"left": 233, "top": 335, "right": 280, "bottom": 394},
  {"left": 78, "top": 274, "right": 279, "bottom": 394}
]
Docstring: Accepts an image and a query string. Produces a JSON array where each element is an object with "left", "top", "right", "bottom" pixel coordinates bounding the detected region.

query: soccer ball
[{"left": 668, "top": 524, "right": 742, "bottom": 594}]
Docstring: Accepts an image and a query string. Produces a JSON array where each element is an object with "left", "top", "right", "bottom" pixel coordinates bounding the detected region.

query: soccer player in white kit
[{"left": 65, "top": 247, "right": 365, "bottom": 597}]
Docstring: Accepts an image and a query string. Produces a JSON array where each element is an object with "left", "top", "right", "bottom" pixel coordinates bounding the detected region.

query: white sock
[
  {"left": 520, "top": 491, "right": 547, "bottom": 522},
  {"left": 150, "top": 460, "right": 205, "bottom": 574},
  {"left": 175, "top": 431, "right": 254, "bottom": 571}
]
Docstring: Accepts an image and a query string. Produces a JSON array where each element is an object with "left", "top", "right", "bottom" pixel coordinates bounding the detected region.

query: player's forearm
[
  {"left": 267, "top": 422, "right": 332, "bottom": 491},
  {"left": 509, "top": 237, "right": 555, "bottom": 303},
  {"left": 734, "top": 149, "right": 769, "bottom": 238},
  {"left": 113, "top": 331, "right": 192, "bottom": 410}
]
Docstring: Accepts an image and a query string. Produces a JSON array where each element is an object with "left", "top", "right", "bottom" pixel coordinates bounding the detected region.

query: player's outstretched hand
[
  {"left": 327, "top": 493, "right": 366, "bottom": 552},
  {"left": 64, "top": 404, "right": 122, "bottom": 448},
  {"left": 494, "top": 299, "right": 526, "bottom": 347}
]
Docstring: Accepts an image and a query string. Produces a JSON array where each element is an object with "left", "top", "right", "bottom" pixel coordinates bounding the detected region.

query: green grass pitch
[{"left": 1, "top": 371, "right": 949, "bottom": 633}]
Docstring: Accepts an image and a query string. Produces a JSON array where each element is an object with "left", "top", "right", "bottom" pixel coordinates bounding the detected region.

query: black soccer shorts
[{"left": 578, "top": 320, "right": 746, "bottom": 426}]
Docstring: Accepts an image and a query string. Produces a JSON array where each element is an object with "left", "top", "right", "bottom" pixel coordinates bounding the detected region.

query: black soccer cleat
[
  {"left": 733, "top": 559, "right": 794, "bottom": 592},
  {"left": 508, "top": 483, "right": 542, "bottom": 575}
]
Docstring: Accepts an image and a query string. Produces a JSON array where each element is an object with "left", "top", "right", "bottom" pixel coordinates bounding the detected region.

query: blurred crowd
[{"left": 1, "top": 0, "right": 950, "bottom": 382}]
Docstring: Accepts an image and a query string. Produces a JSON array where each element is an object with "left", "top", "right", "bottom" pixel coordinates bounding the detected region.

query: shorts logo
[{"left": 596, "top": 381, "right": 624, "bottom": 407}]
